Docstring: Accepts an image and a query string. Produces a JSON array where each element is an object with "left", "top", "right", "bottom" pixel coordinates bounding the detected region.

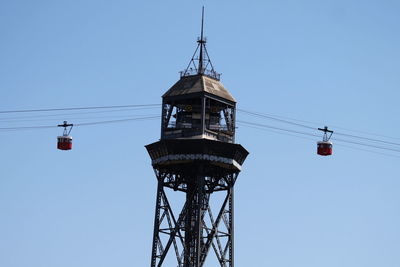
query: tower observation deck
[{"left": 146, "top": 8, "right": 248, "bottom": 267}]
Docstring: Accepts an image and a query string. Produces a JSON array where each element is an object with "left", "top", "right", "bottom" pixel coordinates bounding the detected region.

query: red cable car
[
  {"left": 57, "top": 121, "right": 73, "bottom": 150},
  {"left": 317, "top": 126, "right": 333, "bottom": 156},
  {"left": 317, "top": 141, "right": 332, "bottom": 156}
]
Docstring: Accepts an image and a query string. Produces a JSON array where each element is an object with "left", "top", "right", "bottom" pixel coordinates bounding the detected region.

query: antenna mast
[
  {"left": 181, "top": 7, "right": 221, "bottom": 80},
  {"left": 198, "top": 6, "right": 205, "bottom": 74}
]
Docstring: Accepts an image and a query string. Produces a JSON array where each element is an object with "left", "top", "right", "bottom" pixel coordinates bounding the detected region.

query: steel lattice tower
[{"left": 146, "top": 9, "right": 248, "bottom": 267}]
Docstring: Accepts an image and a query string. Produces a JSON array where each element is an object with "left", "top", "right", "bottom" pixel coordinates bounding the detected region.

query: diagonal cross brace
[
  {"left": 199, "top": 190, "right": 231, "bottom": 266},
  {"left": 157, "top": 191, "right": 189, "bottom": 266}
]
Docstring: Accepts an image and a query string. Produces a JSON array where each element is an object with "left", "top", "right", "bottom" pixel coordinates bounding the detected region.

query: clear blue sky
[{"left": 1, "top": 1, "right": 399, "bottom": 266}]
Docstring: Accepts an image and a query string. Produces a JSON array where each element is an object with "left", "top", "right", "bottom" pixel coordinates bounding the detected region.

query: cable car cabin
[
  {"left": 57, "top": 136, "right": 72, "bottom": 150},
  {"left": 317, "top": 141, "right": 332, "bottom": 156}
]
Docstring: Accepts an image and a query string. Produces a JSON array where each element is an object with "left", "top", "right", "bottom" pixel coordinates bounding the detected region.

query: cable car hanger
[
  {"left": 318, "top": 126, "right": 333, "bottom": 142},
  {"left": 58, "top": 121, "right": 73, "bottom": 136}
]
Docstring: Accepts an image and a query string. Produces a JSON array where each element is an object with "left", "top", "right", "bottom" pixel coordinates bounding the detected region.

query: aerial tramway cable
[
  {"left": 2, "top": 103, "right": 398, "bottom": 144},
  {"left": 74, "top": 116, "right": 159, "bottom": 126},
  {"left": 0, "top": 115, "right": 159, "bottom": 131},
  {"left": 0, "top": 106, "right": 160, "bottom": 122},
  {"left": 237, "top": 109, "right": 316, "bottom": 130},
  {"left": 237, "top": 108, "right": 400, "bottom": 142},
  {"left": 0, "top": 113, "right": 159, "bottom": 124},
  {"left": 237, "top": 120, "right": 319, "bottom": 138},
  {"left": 0, "top": 103, "right": 160, "bottom": 114},
  {"left": 1, "top": 102, "right": 399, "bottom": 157},
  {"left": 237, "top": 120, "right": 400, "bottom": 154},
  {"left": 237, "top": 108, "right": 400, "bottom": 145},
  {"left": 236, "top": 122, "right": 400, "bottom": 158}
]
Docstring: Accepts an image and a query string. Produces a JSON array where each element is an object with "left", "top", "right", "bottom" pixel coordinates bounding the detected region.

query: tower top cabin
[
  {"left": 160, "top": 10, "right": 236, "bottom": 143},
  {"left": 161, "top": 74, "right": 236, "bottom": 143}
]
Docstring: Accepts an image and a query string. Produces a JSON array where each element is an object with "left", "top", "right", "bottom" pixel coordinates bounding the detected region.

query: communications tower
[{"left": 146, "top": 9, "right": 248, "bottom": 266}]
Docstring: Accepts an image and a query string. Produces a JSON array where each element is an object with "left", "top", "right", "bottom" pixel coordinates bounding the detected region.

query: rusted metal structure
[{"left": 146, "top": 9, "right": 248, "bottom": 266}]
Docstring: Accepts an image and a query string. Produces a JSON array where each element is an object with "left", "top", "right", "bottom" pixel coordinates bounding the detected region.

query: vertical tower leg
[
  {"left": 229, "top": 187, "right": 234, "bottom": 267},
  {"left": 151, "top": 181, "right": 163, "bottom": 267},
  {"left": 183, "top": 174, "right": 205, "bottom": 267}
]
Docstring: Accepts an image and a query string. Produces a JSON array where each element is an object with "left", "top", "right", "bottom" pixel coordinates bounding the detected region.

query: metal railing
[
  {"left": 167, "top": 122, "right": 229, "bottom": 132},
  {"left": 179, "top": 69, "right": 221, "bottom": 81}
]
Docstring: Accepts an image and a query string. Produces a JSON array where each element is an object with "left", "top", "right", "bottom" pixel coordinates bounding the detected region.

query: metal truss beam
[{"left": 150, "top": 172, "right": 236, "bottom": 267}]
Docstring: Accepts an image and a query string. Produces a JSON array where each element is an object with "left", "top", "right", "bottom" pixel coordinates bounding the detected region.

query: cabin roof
[{"left": 163, "top": 74, "right": 236, "bottom": 103}]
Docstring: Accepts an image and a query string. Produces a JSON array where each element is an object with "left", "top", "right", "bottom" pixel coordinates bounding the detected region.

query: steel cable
[
  {"left": 0, "top": 104, "right": 160, "bottom": 114},
  {"left": 0, "top": 116, "right": 159, "bottom": 131}
]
